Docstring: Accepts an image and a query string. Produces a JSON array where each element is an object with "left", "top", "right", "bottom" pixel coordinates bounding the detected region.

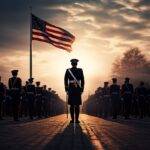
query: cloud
[
  {"left": 0, "top": 0, "right": 149, "bottom": 96},
  {"left": 0, "top": 0, "right": 149, "bottom": 53}
]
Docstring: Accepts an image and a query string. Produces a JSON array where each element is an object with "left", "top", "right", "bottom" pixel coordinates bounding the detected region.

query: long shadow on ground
[{"left": 44, "top": 123, "right": 94, "bottom": 150}]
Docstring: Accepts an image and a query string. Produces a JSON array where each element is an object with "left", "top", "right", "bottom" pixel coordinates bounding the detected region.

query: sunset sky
[{"left": 0, "top": 0, "right": 150, "bottom": 100}]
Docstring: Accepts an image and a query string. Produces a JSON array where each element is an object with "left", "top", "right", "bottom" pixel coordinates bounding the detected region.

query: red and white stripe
[{"left": 32, "top": 22, "right": 75, "bottom": 52}]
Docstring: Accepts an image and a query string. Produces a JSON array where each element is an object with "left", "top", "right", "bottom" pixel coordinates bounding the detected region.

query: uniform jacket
[
  {"left": 8, "top": 77, "right": 22, "bottom": 97},
  {"left": 64, "top": 67, "right": 85, "bottom": 105},
  {"left": 121, "top": 83, "right": 134, "bottom": 95}
]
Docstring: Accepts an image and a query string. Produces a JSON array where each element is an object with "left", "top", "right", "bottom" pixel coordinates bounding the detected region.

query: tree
[{"left": 112, "top": 47, "right": 150, "bottom": 84}]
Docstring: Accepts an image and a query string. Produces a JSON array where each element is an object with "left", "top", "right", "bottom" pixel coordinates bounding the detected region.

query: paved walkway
[{"left": 0, "top": 114, "right": 150, "bottom": 150}]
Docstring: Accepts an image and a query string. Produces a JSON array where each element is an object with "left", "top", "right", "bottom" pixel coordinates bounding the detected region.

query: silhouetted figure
[
  {"left": 47, "top": 88, "right": 52, "bottom": 116},
  {"left": 42, "top": 85, "right": 49, "bottom": 117},
  {"left": 26, "top": 78, "right": 35, "bottom": 120},
  {"left": 21, "top": 82, "right": 28, "bottom": 117},
  {"left": 147, "top": 89, "right": 150, "bottom": 117},
  {"left": 95, "top": 87, "right": 103, "bottom": 117},
  {"left": 64, "top": 59, "right": 84, "bottom": 123},
  {"left": 0, "top": 76, "right": 5, "bottom": 120},
  {"left": 135, "top": 81, "right": 147, "bottom": 119},
  {"left": 110, "top": 78, "right": 120, "bottom": 119},
  {"left": 121, "top": 78, "right": 134, "bottom": 119},
  {"left": 132, "top": 92, "right": 139, "bottom": 118},
  {"left": 8, "top": 70, "right": 22, "bottom": 121},
  {"left": 102, "top": 82, "right": 110, "bottom": 118},
  {"left": 35, "top": 81, "right": 43, "bottom": 118},
  {"left": 122, "top": 78, "right": 134, "bottom": 119}
]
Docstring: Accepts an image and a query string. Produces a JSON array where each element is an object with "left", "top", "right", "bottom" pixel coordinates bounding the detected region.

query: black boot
[
  {"left": 75, "top": 106, "right": 80, "bottom": 123},
  {"left": 70, "top": 105, "right": 74, "bottom": 123}
]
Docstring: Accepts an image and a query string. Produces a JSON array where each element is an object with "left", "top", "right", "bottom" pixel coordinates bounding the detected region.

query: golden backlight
[{"left": 30, "top": 41, "right": 113, "bottom": 101}]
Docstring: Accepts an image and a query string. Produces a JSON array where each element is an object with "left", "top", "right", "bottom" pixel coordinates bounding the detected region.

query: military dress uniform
[
  {"left": 35, "top": 83, "right": 43, "bottom": 118},
  {"left": 95, "top": 87, "right": 103, "bottom": 117},
  {"left": 147, "top": 89, "right": 150, "bottom": 117},
  {"left": 135, "top": 83, "right": 147, "bottom": 118},
  {"left": 42, "top": 86, "right": 49, "bottom": 117},
  {"left": 94, "top": 88, "right": 103, "bottom": 117},
  {"left": 21, "top": 86, "right": 28, "bottom": 117},
  {"left": 102, "top": 83, "right": 110, "bottom": 118},
  {"left": 122, "top": 82, "right": 134, "bottom": 119},
  {"left": 64, "top": 60, "right": 84, "bottom": 122},
  {"left": 8, "top": 72, "right": 22, "bottom": 121},
  {"left": 26, "top": 81, "right": 35, "bottom": 119},
  {"left": 110, "top": 82, "right": 120, "bottom": 119},
  {"left": 47, "top": 88, "right": 52, "bottom": 116},
  {"left": 0, "top": 81, "right": 5, "bottom": 119},
  {"left": 65, "top": 67, "right": 84, "bottom": 106}
]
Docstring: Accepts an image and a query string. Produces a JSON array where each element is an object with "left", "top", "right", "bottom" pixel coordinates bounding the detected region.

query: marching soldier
[
  {"left": 26, "top": 78, "right": 35, "bottom": 120},
  {"left": 0, "top": 76, "right": 5, "bottom": 120},
  {"left": 102, "top": 82, "right": 110, "bottom": 118},
  {"left": 8, "top": 70, "right": 22, "bottom": 121},
  {"left": 35, "top": 81, "right": 43, "bottom": 118},
  {"left": 121, "top": 77, "right": 134, "bottom": 119},
  {"left": 64, "top": 59, "right": 85, "bottom": 123},
  {"left": 110, "top": 78, "right": 120, "bottom": 119},
  {"left": 135, "top": 81, "right": 147, "bottom": 119}
]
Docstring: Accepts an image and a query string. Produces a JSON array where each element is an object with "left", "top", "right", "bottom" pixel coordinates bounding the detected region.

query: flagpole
[{"left": 29, "top": 6, "right": 32, "bottom": 79}]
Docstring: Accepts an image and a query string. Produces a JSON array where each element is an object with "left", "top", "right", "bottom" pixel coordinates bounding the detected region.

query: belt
[
  {"left": 69, "top": 80, "right": 80, "bottom": 83},
  {"left": 36, "top": 94, "right": 41, "bottom": 96}
]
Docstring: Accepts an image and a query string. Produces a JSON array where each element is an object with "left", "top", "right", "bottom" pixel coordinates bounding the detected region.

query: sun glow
[{"left": 30, "top": 41, "right": 111, "bottom": 101}]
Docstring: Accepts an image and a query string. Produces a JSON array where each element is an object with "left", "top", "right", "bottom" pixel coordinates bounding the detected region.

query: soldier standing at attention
[
  {"left": 64, "top": 59, "right": 85, "bottom": 123},
  {"left": 121, "top": 78, "right": 134, "bottom": 119},
  {"left": 8, "top": 70, "right": 22, "bottom": 121},
  {"left": 147, "top": 88, "right": 150, "bottom": 117},
  {"left": 47, "top": 88, "right": 52, "bottom": 116},
  {"left": 26, "top": 78, "right": 35, "bottom": 120},
  {"left": 22, "top": 81, "right": 29, "bottom": 117},
  {"left": 0, "top": 76, "right": 5, "bottom": 120},
  {"left": 102, "top": 82, "right": 110, "bottom": 118},
  {"left": 110, "top": 78, "right": 120, "bottom": 119},
  {"left": 42, "top": 85, "right": 49, "bottom": 117},
  {"left": 135, "top": 81, "right": 147, "bottom": 119},
  {"left": 35, "top": 81, "right": 43, "bottom": 118}
]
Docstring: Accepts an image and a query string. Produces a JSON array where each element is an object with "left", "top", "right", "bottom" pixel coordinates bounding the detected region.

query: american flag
[{"left": 32, "top": 14, "right": 75, "bottom": 52}]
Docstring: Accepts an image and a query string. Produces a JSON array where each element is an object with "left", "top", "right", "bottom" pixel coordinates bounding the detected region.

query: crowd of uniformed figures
[
  {"left": 0, "top": 70, "right": 65, "bottom": 121},
  {"left": 83, "top": 78, "right": 150, "bottom": 119}
]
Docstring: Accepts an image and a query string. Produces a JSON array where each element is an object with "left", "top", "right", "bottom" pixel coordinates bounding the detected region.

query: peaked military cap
[
  {"left": 125, "top": 77, "right": 130, "bottom": 81},
  {"left": 11, "top": 70, "right": 18, "bottom": 74},
  {"left": 26, "top": 81, "right": 29, "bottom": 84},
  {"left": 28, "top": 78, "right": 34, "bottom": 82},
  {"left": 36, "top": 81, "right": 40, "bottom": 84},
  {"left": 140, "top": 81, "right": 144, "bottom": 85},
  {"left": 104, "top": 82, "right": 109, "bottom": 84},
  {"left": 112, "top": 78, "right": 117, "bottom": 82},
  {"left": 70, "top": 59, "right": 79, "bottom": 63}
]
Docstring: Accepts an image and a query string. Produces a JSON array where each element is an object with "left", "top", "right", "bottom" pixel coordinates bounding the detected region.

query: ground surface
[{"left": 0, "top": 114, "right": 150, "bottom": 150}]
